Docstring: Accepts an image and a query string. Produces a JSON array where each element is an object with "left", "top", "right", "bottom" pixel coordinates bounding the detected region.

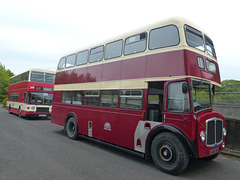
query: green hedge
[{"left": 1, "top": 97, "right": 7, "bottom": 108}]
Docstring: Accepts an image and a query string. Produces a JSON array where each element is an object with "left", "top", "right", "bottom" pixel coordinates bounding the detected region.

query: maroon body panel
[
  {"left": 55, "top": 50, "right": 221, "bottom": 86},
  {"left": 102, "top": 61, "right": 122, "bottom": 81},
  {"left": 184, "top": 50, "right": 221, "bottom": 83},
  {"left": 121, "top": 56, "right": 147, "bottom": 80}
]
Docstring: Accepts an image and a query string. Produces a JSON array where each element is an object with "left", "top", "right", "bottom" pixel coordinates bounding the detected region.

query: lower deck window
[
  {"left": 72, "top": 91, "right": 84, "bottom": 105},
  {"left": 62, "top": 91, "right": 72, "bottom": 104},
  {"left": 9, "top": 93, "right": 19, "bottom": 101},
  {"left": 85, "top": 90, "right": 99, "bottom": 106},
  {"left": 101, "top": 90, "right": 118, "bottom": 108},
  {"left": 120, "top": 90, "right": 143, "bottom": 109}
]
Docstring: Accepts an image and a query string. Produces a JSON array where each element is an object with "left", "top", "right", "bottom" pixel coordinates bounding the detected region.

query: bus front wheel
[
  {"left": 8, "top": 105, "right": 11, "bottom": 114},
  {"left": 151, "top": 132, "right": 189, "bottom": 175},
  {"left": 18, "top": 107, "right": 22, "bottom": 118},
  {"left": 66, "top": 117, "right": 78, "bottom": 140}
]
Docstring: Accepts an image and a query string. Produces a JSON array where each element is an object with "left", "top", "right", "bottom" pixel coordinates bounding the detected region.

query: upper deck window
[
  {"left": 124, "top": 32, "right": 147, "bottom": 55},
  {"left": 10, "top": 71, "right": 29, "bottom": 84},
  {"left": 205, "top": 35, "right": 217, "bottom": 58},
  {"left": 76, "top": 50, "right": 88, "bottom": 65},
  {"left": 66, "top": 54, "right": 76, "bottom": 68},
  {"left": 206, "top": 60, "right": 217, "bottom": 74},
  {"left": 89, "top": 46, "right": 104, "bottom": 63},
  {"left": 58, "top": 57, "right": 66, "bottom": 70},
  {"left": 105, "top": 40, "right": 123, "bottom": 60},
  {"left": 149, "top": 25, "right": 180, "bottom": 50},
  {"left": 185, "top": 25, "right": 205, "bottom": 51},
  {"left": 31, "top": 71, "right": 44, "bottom": 82},
  {"left": 30, "top": 71, "right": 55, "bottom": 84},
  {"left": 45, "top": 73, "right": 55, "bottom": 84}
]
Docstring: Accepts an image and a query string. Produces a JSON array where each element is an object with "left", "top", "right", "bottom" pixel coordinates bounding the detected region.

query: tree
[
  {"left": 216, "top": 80, "right": 240, "bottom": 92},
  {"left": 0, "top": 63, "right": 15, "bottom": 103}
]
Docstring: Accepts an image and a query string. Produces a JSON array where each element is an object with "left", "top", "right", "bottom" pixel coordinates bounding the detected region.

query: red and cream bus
[
  {"left": 6, "top": 69, "right": 55, "bottom": 118},
  {"left": 51, "top": 17, "right": 226, "bottom": 174}
]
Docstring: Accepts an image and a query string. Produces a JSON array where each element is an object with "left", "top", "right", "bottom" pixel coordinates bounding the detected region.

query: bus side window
[
  {"left": 66, "top": 54, "right": 76, "bottom": 68},
  {"left": 58, "top": 57, "right": 66, "bottom": 70},
  {"left": 89, "top": 46, "right": 104, "bottom": 63},
  {"left": 72, "top": 91, "right": 84, "bottom": 105},
  {"left": 23, "top": 92, "right": 27, "bottom": 103},
  {"left": 105, "top": 40, "right": 123, "bottom": 60},
  {"left": 62, "top": 91, "right": 72, "bottom": 104},
  {"left": 85, "top": 90, "right": 100, "bottom": 106},
  {"left": 149, "top": 25, "right": 180, "bottom": 50},
  {"left": 120, "top": 90, "right": 143, "bottom": 110},
  {"left": 124, "top": 32, "right": 147, "bottom": 56},
  {"left": 100, "top": 90, "right": 118, "bottom": 108},
  {"left": 76, "top": 50, "right": 89, "bottom": 66}
]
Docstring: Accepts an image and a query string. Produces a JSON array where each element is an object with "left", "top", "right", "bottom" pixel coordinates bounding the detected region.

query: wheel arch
[
  {"left": 145, "top": 125, "right": 198, "bottom": 159},
  {"left": 64, "top": 112, "right": 78, "bottom": 130}
]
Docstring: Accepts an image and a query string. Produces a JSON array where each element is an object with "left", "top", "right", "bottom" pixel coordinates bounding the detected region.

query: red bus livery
[
  {"left": 51, "top": 18, "right": 226, "bottom": 174},
  {"left": 6, "top": 69, "right": 55, "bottom": 118}
]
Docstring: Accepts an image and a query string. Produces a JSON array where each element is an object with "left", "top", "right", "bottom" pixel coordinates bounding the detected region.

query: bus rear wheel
[
  {"left": 66, "top": 117, "right": 78, "bottom": 140},
  {"left": 151, "top": 132, "right": 189, "bottom": 175}
]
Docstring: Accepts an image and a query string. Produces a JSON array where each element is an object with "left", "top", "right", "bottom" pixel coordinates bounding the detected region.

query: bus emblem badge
[{"left": 104, "top": 122, "right": 111, "bottom": 131}]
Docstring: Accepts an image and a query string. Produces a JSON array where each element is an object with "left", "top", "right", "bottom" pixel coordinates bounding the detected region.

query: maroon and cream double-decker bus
[
  {"left": 51, "top": 18, "right": 226, "bottom": 174},
  {"left": 6, "top": 69, "right": 55, "bottom": 118}
]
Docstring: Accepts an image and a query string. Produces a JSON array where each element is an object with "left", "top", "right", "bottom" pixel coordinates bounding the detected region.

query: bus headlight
[
  {"left": 223, "top": 128, "right": 227, "bottom": 137},
  {"left": 222, "top": 142, "right": 225, "bottom": 148},
  {"left": 200, "top": 131, "right": 206, "bottom": 142}
]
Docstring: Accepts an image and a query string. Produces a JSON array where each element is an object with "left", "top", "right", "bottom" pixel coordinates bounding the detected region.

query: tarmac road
[{"left": 0, "top": 107, "right": 240, "bottom": 180}]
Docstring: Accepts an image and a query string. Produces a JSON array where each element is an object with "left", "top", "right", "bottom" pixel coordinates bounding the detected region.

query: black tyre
[
  {"left": 151, "top": 132, "right": 189, "bottom": 175},
  {"left": 203, "top": 153, "right": 219, "bottom": 161},
  {"left": 8, "top": 105, "right": 11, "bottom": 114},
  {"left": 66, "top": 117, "right": 78, "bottom": 140},
  {"left": 18, "top": 107, "right": 22, "bottom": 118}
]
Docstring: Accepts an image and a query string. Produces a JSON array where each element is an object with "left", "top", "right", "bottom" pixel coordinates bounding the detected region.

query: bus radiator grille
[
  {"left": 206, "top": 118, "right": 223, "bottom": 147},
  {"left": 36, "top": 107, "right": 49, "bottom": 113}
]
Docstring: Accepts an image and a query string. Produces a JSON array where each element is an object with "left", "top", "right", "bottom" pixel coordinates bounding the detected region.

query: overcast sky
[{"left": 0, "top": 0, "right": 239, "bottom": 81}]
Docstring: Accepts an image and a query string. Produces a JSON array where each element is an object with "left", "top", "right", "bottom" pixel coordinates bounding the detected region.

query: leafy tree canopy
[
  {"left": 0, "top": 63, "right": 15, "bottom": 102},
  {"left": 216, "top": 80, "right": 240, "bottom": 92}
]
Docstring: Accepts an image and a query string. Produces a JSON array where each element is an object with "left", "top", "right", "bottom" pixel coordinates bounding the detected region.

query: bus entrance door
[{"left": 147, "top": 82, "right": 165, "bottom": 122}]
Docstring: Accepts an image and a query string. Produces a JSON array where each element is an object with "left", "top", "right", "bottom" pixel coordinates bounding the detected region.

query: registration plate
[
  {"left": 39, "top": 114, "right": 47, "bottom": 117},
  {"left": 210, "top": 148, "right": 218, "bottom": 155}
]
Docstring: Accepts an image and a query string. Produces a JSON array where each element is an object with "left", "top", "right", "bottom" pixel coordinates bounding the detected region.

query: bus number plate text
[
  {"left": 210, "top": 148, "right": 218, "bottom": 155},
  {"left": 39, "top": 114, "right": 47, "bottom": 117}
]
